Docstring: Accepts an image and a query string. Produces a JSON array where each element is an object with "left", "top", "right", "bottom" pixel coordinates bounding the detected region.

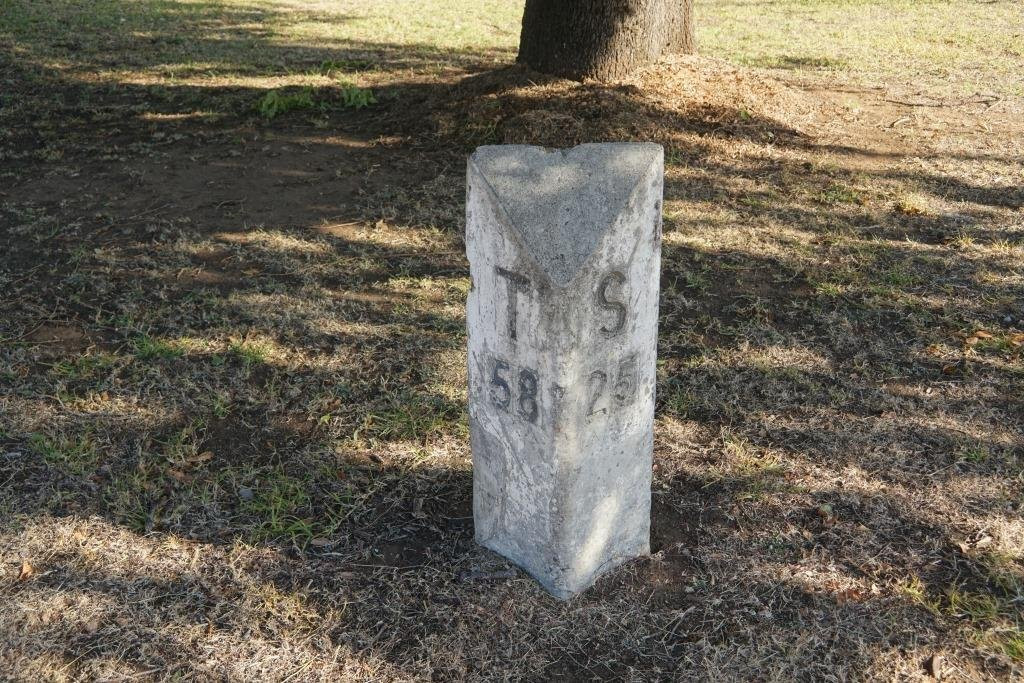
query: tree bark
[
  {"left": 517, "top": 0, "right": 669, "bottom": 81},
  {"left": 665, "top": 0, "right": 695, "bottom": 54},
  {"left": 517, "top": 0, "right": 694, "bottom": 81}
]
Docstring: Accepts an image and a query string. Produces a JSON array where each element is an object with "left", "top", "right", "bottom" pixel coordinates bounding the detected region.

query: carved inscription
[
  {"left": 487, "top": 266, "right": 638, "bottom": 424},
  {"left": 495, "top": 266, "right": 629, "bottom": 341},
  {"left": 488, "top": 355, "right": 540, "bottom": 423},
  {"left": 586, "top": 354, "right": 638, "bottom": 419},
  {"left": 597, "top": 271, "right": 628, "bottom": 336},
  {"left": 495, "top": 266, "right": 531, "bottom": 341},
  {"left": 487, "top": 353, "right": 639, "bottom": 424}
]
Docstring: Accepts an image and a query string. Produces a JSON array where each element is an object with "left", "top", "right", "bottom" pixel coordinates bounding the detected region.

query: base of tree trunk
[{"left": 517, "top": 0, "right": 694, "bottom": 81}]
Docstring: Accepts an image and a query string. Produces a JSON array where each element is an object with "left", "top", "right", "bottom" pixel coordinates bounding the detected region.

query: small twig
[
  {"left": 384, "top": 250, "right": 463, "bottom": 259},
  {"left": 884, "top": 98, "right": 945, "bottom": 107},
  {"left": 458, "top": 568, "right": 516, "bottom": 582},
  {"left": 280, "top": 658, "right": 314, "bottom": 683},
  {"left": 347, "top": 562, "right": 426, "bottom": 571},
  {"left": 318, "top": 220, "right": 361, "bottom": 231},
  {"left": 884, "top": 95, "right": 1001, "bottom": 108},
  {"left": 95, "top": 203, "right": 172, "bottom": 234},
  {"left": 3, "top": 263, "right": 44, "bottom": 289},
  {"left": 0, "top": 320, "right": 46, "bottom": 345}
]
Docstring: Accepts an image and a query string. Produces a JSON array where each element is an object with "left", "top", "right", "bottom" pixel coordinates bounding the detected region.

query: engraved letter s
[{"left": 597, "top": 271, "right": 627, "bottom": 336}]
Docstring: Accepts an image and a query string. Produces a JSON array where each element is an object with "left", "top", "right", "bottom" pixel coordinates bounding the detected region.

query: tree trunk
[
  {"left": 517, "top": 0, "right": 671, "bottom": 81},
  {"left": 666, "top": 0, "right": 695, "bottom": 54}
]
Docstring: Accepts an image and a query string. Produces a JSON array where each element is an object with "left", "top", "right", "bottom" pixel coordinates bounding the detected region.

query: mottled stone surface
[{"left": 466, "top": 143, "right": 663, "bottom": 599}]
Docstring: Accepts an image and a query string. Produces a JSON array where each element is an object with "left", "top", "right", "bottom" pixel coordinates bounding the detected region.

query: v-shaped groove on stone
[{"left": 469, "top": 143, "right": 663, "bottom": 288}]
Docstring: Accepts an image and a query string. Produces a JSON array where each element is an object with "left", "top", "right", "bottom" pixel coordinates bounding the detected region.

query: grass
[
  {"left": 132, "top": 334, "right": 184, "bottom": 361},
  {"left": 361, "top": 391, "right": 466, "bottom": 443},
  {"left": 699, "top": 0, "right": 1024, "bottom": 96},
  {"left": 50, "top": 352, "right": 118, "bottom": 380},
  {"left": 242, "top": 469, "right": 316, "bottom": 542},
  {"left": 1, "top": 0, "right": 1023, "bottom": 680},
  {"left": 256, "top": 82, "right": 374, "bottom": 118},
  {"left": 229, "top": 339, "right": 271, "bottom": 366},
  {"left": 336, "top": 81, "right": 376, "bottom": 109},
  {"left": 27, "top": 432, "right": 99, "bottom": 476},
  {"left": 257, "top": 87, "right": 316, "bottom": 119}
]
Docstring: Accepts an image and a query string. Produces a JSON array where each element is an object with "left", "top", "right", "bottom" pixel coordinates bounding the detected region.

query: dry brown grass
[{"left": 2, "top": 0, "right": 1023, "bottom": 680}]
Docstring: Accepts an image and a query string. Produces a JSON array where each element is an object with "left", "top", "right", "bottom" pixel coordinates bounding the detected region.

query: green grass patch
[
  {"left": 900, "top": 576, "right": 943, "bottom": 616},
  {"left": 316, "top": 58, "right": 376, "bottom": 75},
  {"left": 243, "top": 472, "right": 314, "bottom": 542},
  {"left": 229, "top": 340, "right": 271, "bottom": 366},
  {"left": 336, "top": 81, "right": 377, "bottom": 109},
  {"left": 51, "top": 352, "right": 117, "bottom": 380},
  {"left": 29, "top": 431, "right": 99, "bottom": 475},
  {"left": 132, "top": 334, "right": 183, "bottom": 361},
  {"left": 359, "top": 392, "right": 464, "bottom": 443},
  {"left": 947, "top": 589, "right": 1001, "bottom": 621},
  {"left": 881, "top": 262, "right": 922, "bottom": 288},
  {"left": 1002, "top": 630, "right": 1024, "bottom": 662},
  {"left": 102, "top": 470, "right": 152, "bottom": 532},
  {"left": 257, "top": 87, "right": 316, "bottom": 119},
  {"left": 818, "top": 183, "right": 863, "bottom": 206},
  {"left": 158, "top": 421, "right": 207, "bottom": 467},
  {"left": 662, "top": 386, "right": 696, "bottom": 419},
  {"left": 239, "top": 468, "right": 353, "bottom": 546}
]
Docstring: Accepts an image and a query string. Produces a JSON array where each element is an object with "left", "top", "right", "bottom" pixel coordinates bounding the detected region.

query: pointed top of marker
[{"left": 469, "top": 143, "right": 662, "bottom": 287}]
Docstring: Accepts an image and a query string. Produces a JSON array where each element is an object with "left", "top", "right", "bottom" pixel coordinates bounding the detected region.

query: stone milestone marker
[{"left": 465, "top": 143, "right": 663, "bottom": 599}]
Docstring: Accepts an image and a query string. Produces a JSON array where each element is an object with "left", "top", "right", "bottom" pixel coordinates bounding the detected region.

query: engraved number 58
[{"left": 489, "top": 358, "right": 539, "bottom": 423}]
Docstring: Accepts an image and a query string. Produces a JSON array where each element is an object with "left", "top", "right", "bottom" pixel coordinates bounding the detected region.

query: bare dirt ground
[{"left": 1, "top": 1, "right": 1023, "bottom": 680}]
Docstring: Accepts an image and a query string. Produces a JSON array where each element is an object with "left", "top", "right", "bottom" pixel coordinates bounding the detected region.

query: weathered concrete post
[{"left": 466, "top": 143, "right": 663, "bottom": 599}]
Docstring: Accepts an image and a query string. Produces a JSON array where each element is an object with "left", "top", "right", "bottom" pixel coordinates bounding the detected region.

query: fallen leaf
[
  {"left": 836, "top": 587, "right": 865, "bottom": 604},
  {"left": 972, "top": 330, "right": 993, "bottom": 339},
  {"left": 925, "top": 653, "right": 943, "bottom": 680},
  {"left": 167, "top": 468, "right": 192, "bottom": 483},
  {"left": 310, "top": 537, "right": 331, "bottom": 547},
  {"left": 190, "top": 450, "right": 214, "bottom": 464},
  {"left": 965, "top": 336, "right": 980, "bottom": 346},
  {"left": 18, "top": 559, "right": 34, "bottom": 581},
  {"left": 84, "top": 618, "right": 100, "bottom": 634}
]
